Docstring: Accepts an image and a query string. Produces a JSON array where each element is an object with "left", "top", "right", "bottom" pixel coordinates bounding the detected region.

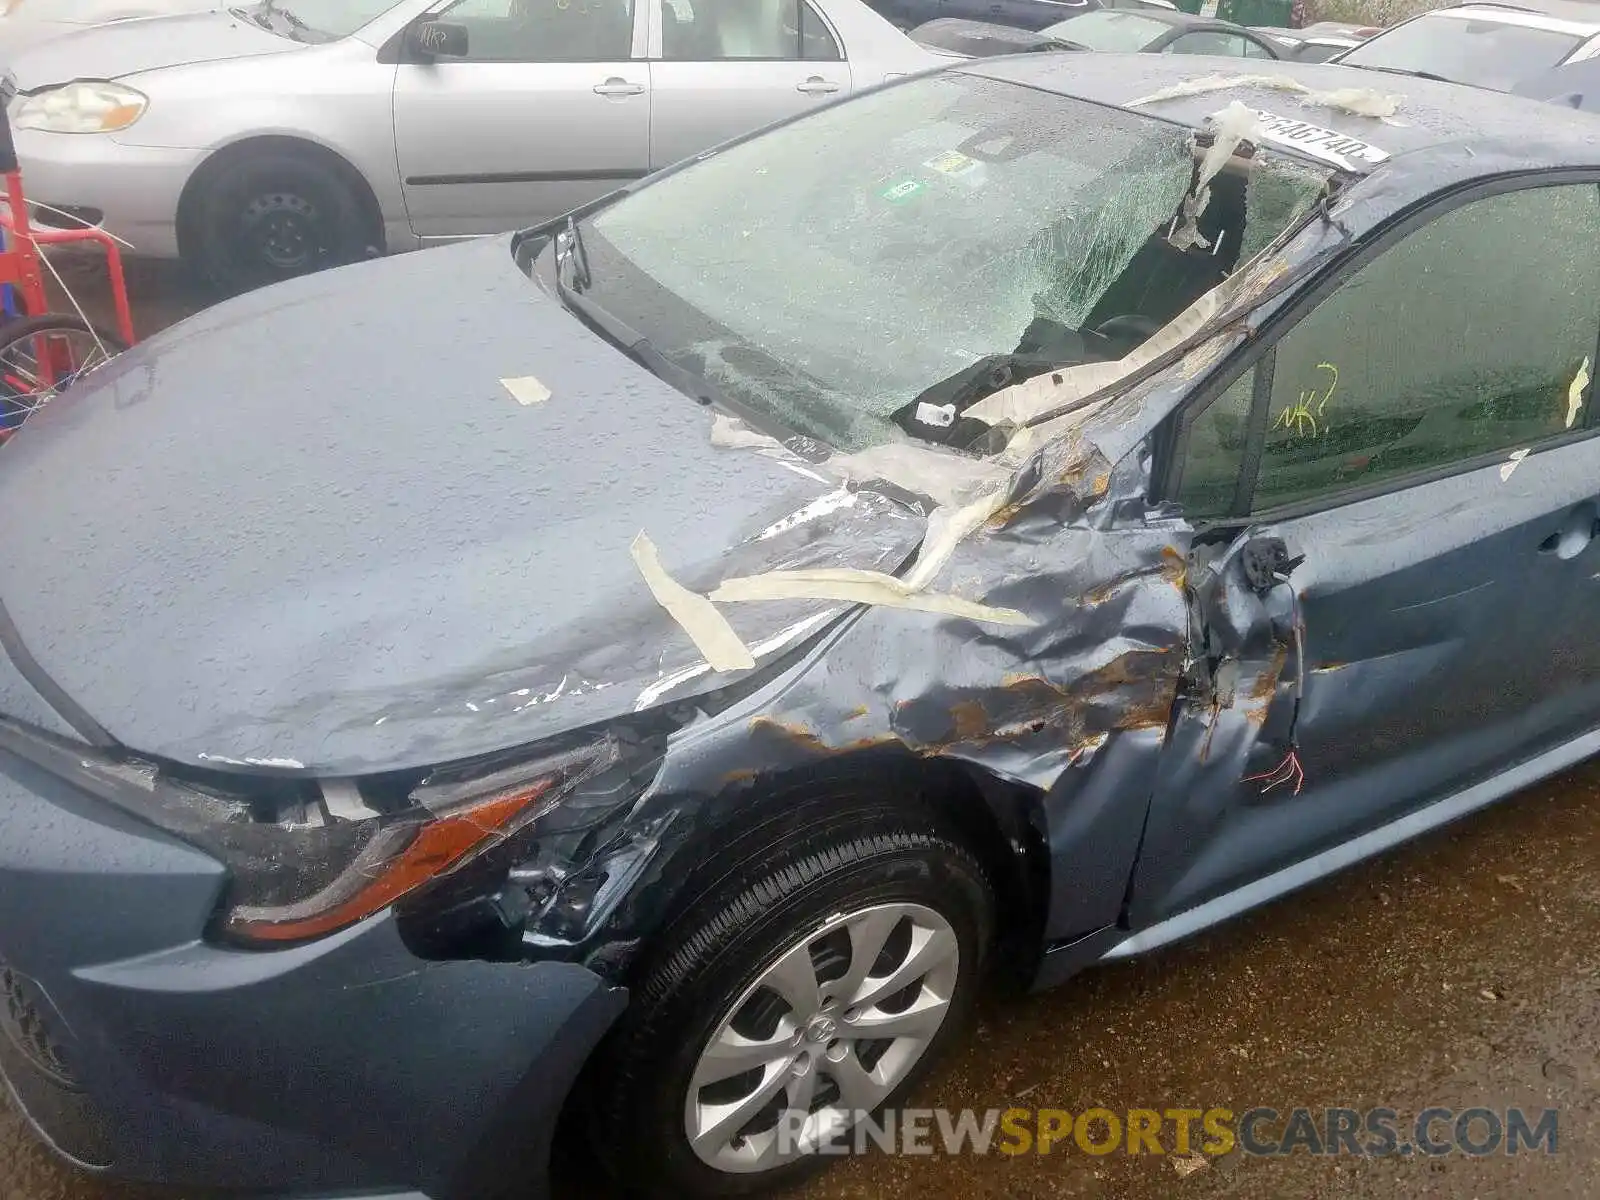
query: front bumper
[
  {"left": 10, "top": 127, "right": 199, "bottom": 259},
  {"left": 0, "top": 726, "right": 626, "bottom": 1199}
]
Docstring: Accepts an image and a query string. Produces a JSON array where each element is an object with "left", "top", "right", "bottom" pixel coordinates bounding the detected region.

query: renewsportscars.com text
[{"left": 779, "top": 1106, "right": 1559, "bottom": 1158}]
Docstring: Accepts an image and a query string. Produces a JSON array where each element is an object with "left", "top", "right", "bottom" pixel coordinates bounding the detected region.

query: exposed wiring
[
  {"left": 1244, "top": 585, "right": 1308, "bottom": 796},
  {"left": 1245, "top": 746, "right": 1304, "bottom": 795}
]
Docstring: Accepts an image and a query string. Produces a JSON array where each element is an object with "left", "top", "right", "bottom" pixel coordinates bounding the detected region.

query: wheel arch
[
  {"left": 552, "top": 750, "right": 1052, "bottom": 1172},
  {"left": 613, "top": 751, "right": 1054, "bottom": 990},
  {"left": 175, "top": 134, "right": 387, "bottom": 266}
]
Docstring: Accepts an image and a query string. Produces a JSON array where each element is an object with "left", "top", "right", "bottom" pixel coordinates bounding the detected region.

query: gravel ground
[{"left": 3, "top": 259, "right": 1595, "bottom": 1200}]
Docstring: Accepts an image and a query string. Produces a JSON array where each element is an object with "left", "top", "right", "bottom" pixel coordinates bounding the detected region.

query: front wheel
[
  {"left": 591, "top": 803, "right": 995, "bottom": 1198},
  {"left": 190, "top": 152, "right": 370, "bottom": 294},
  {"left": 0, "top": 314, "right": 126, "bottom": 441}
]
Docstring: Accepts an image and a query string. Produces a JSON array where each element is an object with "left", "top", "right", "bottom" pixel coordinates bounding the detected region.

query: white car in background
[
  {"left": 4, "top": 0, "right": 942, "bottom": 289},
  {"left": 1333, "top": 0, "right": 1600, "bottom": 91}
]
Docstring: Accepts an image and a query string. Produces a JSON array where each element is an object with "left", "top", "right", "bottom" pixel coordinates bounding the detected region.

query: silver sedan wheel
[{"left": 683, "top": 901, "right": 961, "bottom": 1173}]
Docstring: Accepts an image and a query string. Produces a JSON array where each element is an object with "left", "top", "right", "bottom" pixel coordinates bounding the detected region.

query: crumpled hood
[
  {"left": 7, "top": 9, "right": 297, "bottom": 90},
  {"left": 0, "top": 237, "right": 927, "bottom": 774}
]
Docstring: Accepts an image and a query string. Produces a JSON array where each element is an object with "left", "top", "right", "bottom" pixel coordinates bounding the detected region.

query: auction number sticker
[{"left": 1251, "top": 111, "right": 1390, "bottom": 169}]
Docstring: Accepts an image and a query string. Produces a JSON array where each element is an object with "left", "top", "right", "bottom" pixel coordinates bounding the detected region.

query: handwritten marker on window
[
  {"left": 1500, "top": 448, "right": 1530, "bottom": 482},
  {"left": 501, "top": 375, "right": 551, "bottom": 406},
  {"left": 1566, "top": 357, "right": 1591, "bottom": 429}
]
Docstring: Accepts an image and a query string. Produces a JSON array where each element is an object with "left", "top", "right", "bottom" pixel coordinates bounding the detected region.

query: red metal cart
[{"left": 0, "top": 107, "right": 136, "bottom": 445}]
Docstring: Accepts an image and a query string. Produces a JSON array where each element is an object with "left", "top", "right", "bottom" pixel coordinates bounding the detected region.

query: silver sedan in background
[{"left": 4, "top": 0, "right": 942, "bottom": 290}]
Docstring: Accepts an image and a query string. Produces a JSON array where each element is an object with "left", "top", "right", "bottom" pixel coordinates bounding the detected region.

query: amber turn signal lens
[{"left": 225, "top": 780, "right": 554, "bottom": 945}]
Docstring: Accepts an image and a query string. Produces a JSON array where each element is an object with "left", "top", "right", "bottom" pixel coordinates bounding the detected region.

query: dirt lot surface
[{"left": 2, "top": 261, "right": 1596, "bottom": 1200}]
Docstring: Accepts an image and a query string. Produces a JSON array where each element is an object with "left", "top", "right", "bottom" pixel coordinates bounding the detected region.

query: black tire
[
  {"left": 190, "top": 151, "right": 369, "bottom": 294},
  {"left": 0, "top": 314, "right": 126, "bottom": 436},
  {"left": 590, "top": 796, "right": 995, "bottom": 1199}
]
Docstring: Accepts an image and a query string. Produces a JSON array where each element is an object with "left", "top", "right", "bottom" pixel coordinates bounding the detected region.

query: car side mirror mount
[{"left": 405, "top": 19, "right": 469, "bottom": 60}]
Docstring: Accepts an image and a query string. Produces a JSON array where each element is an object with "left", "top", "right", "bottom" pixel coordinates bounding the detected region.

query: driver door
[
  {"left": 1129, "top": 179, "right": 1600, "bottom": 926},
  {"left": 647, "top": 0, "right": 852, "bottom": 170},
  {"left": 393, "top": 0, "right": 652, "bottom": 239}
]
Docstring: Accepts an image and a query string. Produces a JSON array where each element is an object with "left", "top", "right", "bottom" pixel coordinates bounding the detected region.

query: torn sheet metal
[
  {"left": 195, "top": 752, "right": 307, "bottom": 769},
  {"left": 629, "top": 532, "right": 756, "bottom": 673},
  {"left": 1128, "top": 73, "right": 1402, "bottom": 124},
  {"left": 636, "top": 450, "right": 1193, "bottom": 947}
]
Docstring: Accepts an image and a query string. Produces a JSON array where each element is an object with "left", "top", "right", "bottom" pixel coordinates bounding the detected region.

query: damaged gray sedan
[{"left": 3, "top": 50, "right": 1600, "bottom": 1200}]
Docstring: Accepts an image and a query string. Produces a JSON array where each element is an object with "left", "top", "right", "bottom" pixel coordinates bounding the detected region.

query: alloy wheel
[{"left": 683, "top": 901, "right": 960, "bottom": 1173}]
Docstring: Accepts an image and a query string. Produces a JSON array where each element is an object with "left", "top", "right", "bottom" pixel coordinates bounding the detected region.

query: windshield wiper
[
  {"left": 229, "top": 5, "right": 273, "bottom": 30},
  {"left": 559, "top": 215, "right": 592, "bottom": 292},
  {"left": 232, "top": 0, "right": 314, "bottom": 39},
  {"left": 547, "top": 258, "right": 787, "bottom": 442},
  {"left": 1350, "top": 64, "right": 1451, "bottom": 82}
]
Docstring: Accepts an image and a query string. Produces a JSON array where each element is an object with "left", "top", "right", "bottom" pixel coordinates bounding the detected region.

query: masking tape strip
[
  {"left": 711, "top": 567, "right": 1032, "bottom": 627},
  {"left": 631, "top": 532, "right": 756, "bottom": 672}
]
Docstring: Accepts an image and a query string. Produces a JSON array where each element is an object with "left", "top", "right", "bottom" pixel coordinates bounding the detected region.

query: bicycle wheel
[{"left": 0, "top": 314, "right": 126, "bottom": 442}]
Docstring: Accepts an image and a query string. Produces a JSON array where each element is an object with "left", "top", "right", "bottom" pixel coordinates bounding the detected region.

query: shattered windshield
[
  {"left": 578, "top": 73, "right": 1329, "bottom": 451},
  {"left": 1339, "top": 13, "right": 1585, "bottom": 90}
]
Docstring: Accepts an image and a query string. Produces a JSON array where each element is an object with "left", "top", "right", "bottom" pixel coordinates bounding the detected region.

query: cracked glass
[
  {"left": 1180, "top": 183, "right": 1600, "bottom": 516},
  {"left": 578, "top": 73, "right": 1329, "bottom": 451}
]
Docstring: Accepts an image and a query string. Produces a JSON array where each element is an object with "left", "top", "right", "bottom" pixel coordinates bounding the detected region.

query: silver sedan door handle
[
  {"left": 796, "top": 76, "right": 841, "bottom": 94},
  {"left": 594, "top": 77, "right": 646, "bottom": 96}
]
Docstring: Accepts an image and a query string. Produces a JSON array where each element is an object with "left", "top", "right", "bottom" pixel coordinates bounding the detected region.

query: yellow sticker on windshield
[{"left": 924, "top": 150, "right": 978, "bottom": 177}]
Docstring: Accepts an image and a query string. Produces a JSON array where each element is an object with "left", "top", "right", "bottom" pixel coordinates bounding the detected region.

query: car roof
[
  {"left": 957, "top": 52, "right": 1600, "bottom": 174},
  {"left": 1412, "top": 1, "right": 1600, "bottom": 31}
]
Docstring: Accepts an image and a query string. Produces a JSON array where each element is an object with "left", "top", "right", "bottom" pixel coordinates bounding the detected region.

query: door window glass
[
  {"left": 1168, "top": 31, "right": 1252, "bottom": 55},
  {"left": 441, "top": 0, "right": 637, "bottom": 61},
  {"left": 1178, "top": 184, "right": 1600, "bottom": 516},
  {"left": 659, "top": 0, "right": 841, "bottom": 59}
]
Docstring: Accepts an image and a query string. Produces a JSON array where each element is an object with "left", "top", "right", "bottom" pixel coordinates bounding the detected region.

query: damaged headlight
[
  {"left": 127, "top": 735, "right": 654, "bottom": 948},
  {"left": 0, "top": 715, "right": 665, "bottom": 952},
  {"left": 12, "top": 82, "right": 147, "bottom": 134},
  {"left": 221, "top": 742, "right": 620, "bottom": 945}
]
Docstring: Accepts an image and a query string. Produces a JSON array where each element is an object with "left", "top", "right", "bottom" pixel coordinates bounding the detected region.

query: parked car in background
[
  {"left": 866, "top": 0, "right": 1097, "bottom": 33},
  {"left": 1513, "top": 52, "right": 1600, "bottom": 106},
  {"left": 1252, "top": 18, "right": 1374, "bottom": 61},
  {"left": 4, "top": 0, "right": 940, "bottom": 291},
  {"left": 6, "top": 50, "right": 1600, "bottom": 1200},
  {"left": 913, "top": 7, "right": 1283, "bottom": 56},
  {"left": 0, "top": 0, "right": 209, "bottom": 61},
  {"left": 1333, "top": 1, "right": 1600, "bottom": 91}
]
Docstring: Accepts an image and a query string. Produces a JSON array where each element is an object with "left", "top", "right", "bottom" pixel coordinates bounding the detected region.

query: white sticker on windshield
[{"left": 1250, "top": 111, "right": 1390, "bottom": 170}]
